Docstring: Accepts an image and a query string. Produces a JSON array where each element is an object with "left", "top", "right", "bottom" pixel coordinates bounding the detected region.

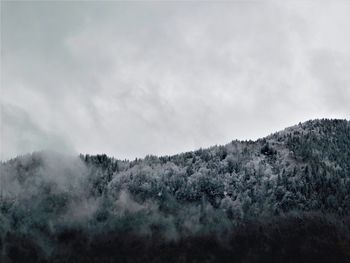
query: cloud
[
  {"left": 1, "top": 104, "right": 75, "bottom": 160},
  {"left": 310, "top": 50, "right": 350, "bottom": 113},
  {"left": 1, "top": 1, "right": 349, "bottom": 160}
]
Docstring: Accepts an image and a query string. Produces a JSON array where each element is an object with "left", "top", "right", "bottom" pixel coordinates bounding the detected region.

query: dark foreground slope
[{"left": 1, "top": 119, "right": 350, "bottom": 262}]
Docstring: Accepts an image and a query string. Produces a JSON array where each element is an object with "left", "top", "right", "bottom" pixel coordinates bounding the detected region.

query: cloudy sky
[{"left": 1, "top": 1, "right": 350, "bottom": 161}]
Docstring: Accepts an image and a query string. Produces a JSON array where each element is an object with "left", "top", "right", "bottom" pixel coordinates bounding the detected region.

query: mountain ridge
[
  {"left": 1, "top": 118, "right": 350, "bottom": 262},
  {"left": 3, "top": 118, "right": 348, "bottom": 164}
]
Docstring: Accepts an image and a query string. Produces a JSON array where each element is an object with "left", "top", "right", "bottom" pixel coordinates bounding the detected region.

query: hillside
[{"left": 1, "top": 119, "right": 350, "bottom": 262}]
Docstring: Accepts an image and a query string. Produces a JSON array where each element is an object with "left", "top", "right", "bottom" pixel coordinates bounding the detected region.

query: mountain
[{"left": 1, "top": 119, "right": 350, "bottom": 263}]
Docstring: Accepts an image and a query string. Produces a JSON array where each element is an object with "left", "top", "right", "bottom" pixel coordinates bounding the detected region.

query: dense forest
[{"left": 1, "top": 119, "right": 350, "bottom": 262}]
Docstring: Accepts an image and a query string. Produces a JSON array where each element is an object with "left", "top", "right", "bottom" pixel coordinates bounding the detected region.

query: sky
[{"left": 1, "top": 1, "right": 350, "bottom": 161}]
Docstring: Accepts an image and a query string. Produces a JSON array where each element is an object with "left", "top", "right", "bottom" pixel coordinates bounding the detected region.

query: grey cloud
[
  {"left": 1, "top": 1, "right": 349, "bottom": 160},
  {"left": 310, "top": 50, "right": 350, "bottom": 113},
  {"left": 1, "top": 104, "right": 75, "bottom": 160}
]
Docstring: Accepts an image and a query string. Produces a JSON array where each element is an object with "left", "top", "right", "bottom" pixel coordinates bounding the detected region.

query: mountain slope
[{"left": 1, "top": 119, "right": 350, "bottom": 262}]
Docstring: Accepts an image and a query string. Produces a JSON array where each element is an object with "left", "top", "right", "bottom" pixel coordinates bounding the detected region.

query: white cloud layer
[{"left": 1, "top": 1, "right": 350, "bottom": 160}]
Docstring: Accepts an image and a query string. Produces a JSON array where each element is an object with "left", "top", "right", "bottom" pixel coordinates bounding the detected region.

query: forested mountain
[{"left": 1, "top": 119, "right": 350, "bottom": 262}]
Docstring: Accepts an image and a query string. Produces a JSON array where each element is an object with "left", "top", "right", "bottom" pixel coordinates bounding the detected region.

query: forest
[{"left": 1, "top": 119, "right": 350, "bottom": 262}]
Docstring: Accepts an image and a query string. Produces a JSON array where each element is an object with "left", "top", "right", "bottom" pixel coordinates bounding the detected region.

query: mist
[{"left": 1, "top": 120, "right": 350, "bottom": 262}]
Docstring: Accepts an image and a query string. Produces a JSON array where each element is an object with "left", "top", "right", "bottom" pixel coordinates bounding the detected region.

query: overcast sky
[{"left": 1, "top": 1, "right": 350, "bottom": 161}]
